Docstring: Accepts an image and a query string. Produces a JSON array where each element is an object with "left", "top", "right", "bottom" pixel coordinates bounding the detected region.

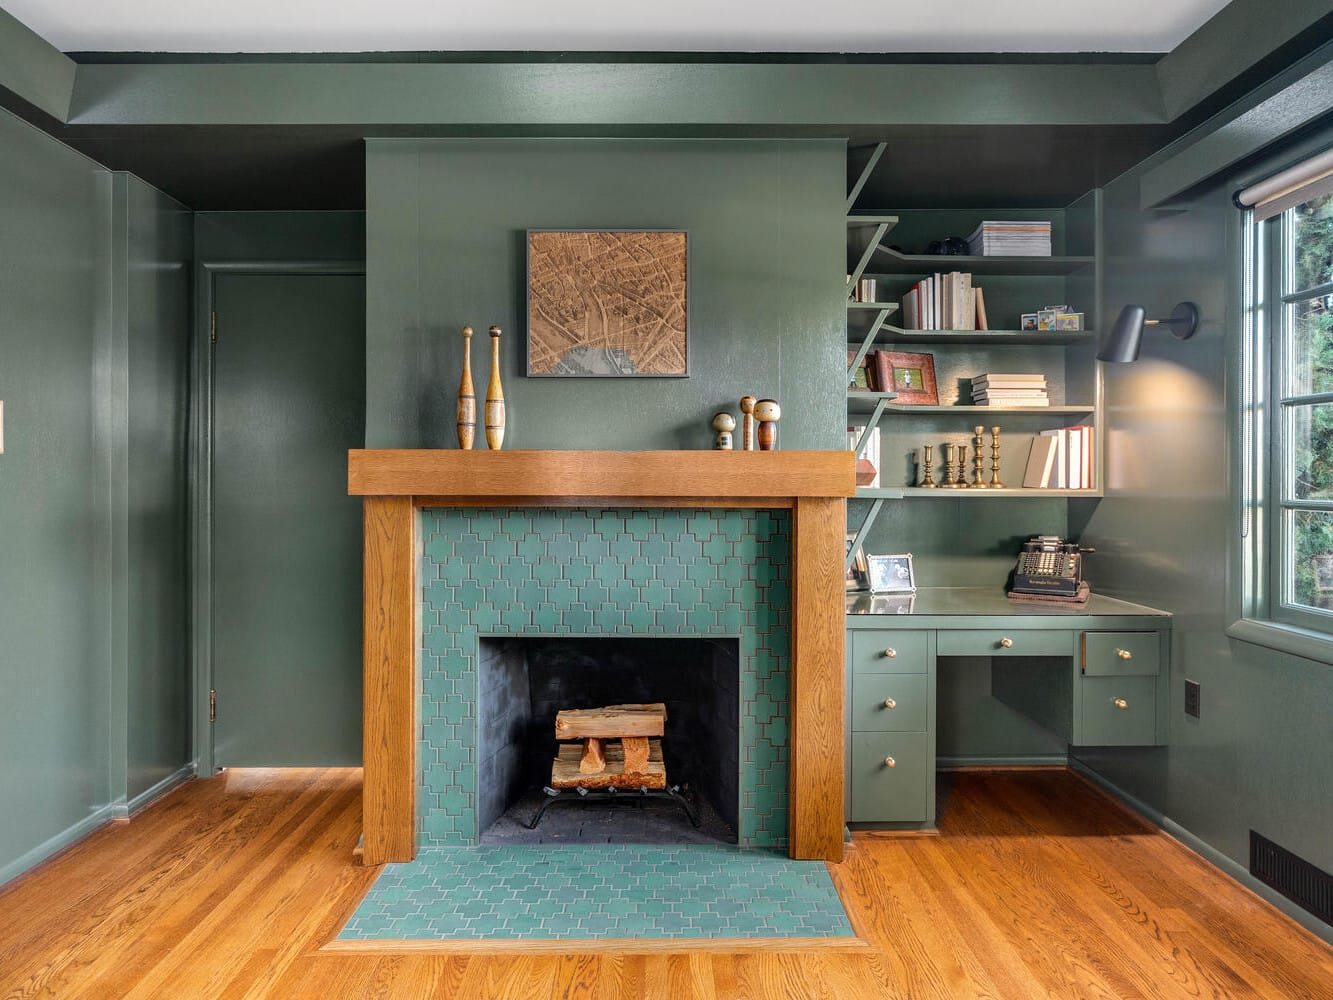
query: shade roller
[{"left": 1236, "top": 146, "right": 1333, "bottom": 221}]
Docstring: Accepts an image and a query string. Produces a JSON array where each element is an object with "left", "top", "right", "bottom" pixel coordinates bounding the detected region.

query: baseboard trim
[
  {"left": 127, "top": 762, "right": 196, "bottom": 815},
  {"left": 937, "top": 754, "right": 1069, "bottom": 770},
  {"left": 1068, "top": 759, "right": 1333, "bottom": 946},
  {"left": 0, "top": 801, "right": 123, "bottom": 890}
]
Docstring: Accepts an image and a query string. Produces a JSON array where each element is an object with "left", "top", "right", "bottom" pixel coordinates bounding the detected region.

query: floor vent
[{"left": 1250, "top": 830, "right": 1333, "bottom": 925}]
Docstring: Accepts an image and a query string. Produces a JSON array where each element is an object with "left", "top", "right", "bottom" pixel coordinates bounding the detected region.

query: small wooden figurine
[
  {"left": 739, "top": 396, "right": 757, "bottom": 450},
  {"left": 456, "top": 326, "right": 476, "bottom": 449},
  {"left": 485, "top": 325, "right": 506, "bottom": 450},
  {"left": 712, "top": 411, "right": 736, "bottom": 450},
  {"left": 754, "top": 399, "right": 781, "bottom": 450}
]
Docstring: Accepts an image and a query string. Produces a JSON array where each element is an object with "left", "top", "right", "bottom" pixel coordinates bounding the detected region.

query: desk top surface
[{"left": 846, "top": 587, "right": 1170, "bottom": 629}]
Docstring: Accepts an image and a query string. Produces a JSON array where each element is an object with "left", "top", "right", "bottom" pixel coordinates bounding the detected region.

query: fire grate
[{"left": 526, "top": 784, "right": 702, "bottom": 830}]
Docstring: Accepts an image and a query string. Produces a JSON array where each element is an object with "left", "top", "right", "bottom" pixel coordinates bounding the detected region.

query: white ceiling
[{"left": 8, "top": 0, "right": 1232, "bottom": 54}]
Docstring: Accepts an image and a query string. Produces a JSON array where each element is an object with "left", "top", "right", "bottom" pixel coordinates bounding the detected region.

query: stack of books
[
  {"left": 902, "top": 272, "right": 988, "bottom": 331},
  {"left": 971, "top": 373, "right": 1049, "bottom": 407},
  {"left": 967, "top": 221, "right": 1052, "bottom": 257},
  {"left": 848, "top": 425, "right": 881, "bottom": 488},
  {"left": 1022, "top": 426, "right": 1094, "bottom": 489}
]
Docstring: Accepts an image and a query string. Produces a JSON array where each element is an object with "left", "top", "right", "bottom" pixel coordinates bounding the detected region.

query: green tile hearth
[
  {"left": 337, "top": 845, "right": 852, "bottom": 941},
  {"left": 418, "top": 507, "right": 792, "bottom": 848}
]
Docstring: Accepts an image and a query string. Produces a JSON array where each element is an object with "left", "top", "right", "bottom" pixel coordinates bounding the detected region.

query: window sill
[{"left": 1226, "top": 618, "right": 1333, "bottom": 666}]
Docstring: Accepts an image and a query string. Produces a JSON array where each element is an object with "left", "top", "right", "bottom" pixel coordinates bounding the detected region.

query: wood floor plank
[{"left": 1, "top": 767, "right": 1330, "bottom": 1000}]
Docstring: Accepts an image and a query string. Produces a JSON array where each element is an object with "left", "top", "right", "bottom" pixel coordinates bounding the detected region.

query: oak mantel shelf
[
  {"left": 353, "top": 447, "right": 851, "bottom": 866},
  {"left": 348, "top": 449, "right": 856, "bottom": 501}
]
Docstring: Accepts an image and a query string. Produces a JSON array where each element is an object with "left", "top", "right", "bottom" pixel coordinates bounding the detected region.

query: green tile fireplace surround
[{"left": 419, "top": 507, "right": 792, "bottom": 848}]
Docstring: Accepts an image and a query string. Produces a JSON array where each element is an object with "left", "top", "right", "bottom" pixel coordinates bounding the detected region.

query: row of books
[
  {"left": 847, "top": 425, "right": 881, "bottom": 489},
  {"left": 971, "top": 373, "right": 1048, "bottom": 408},
  {"left": 1023, "top": 426, "right": 1094, "bottom": 489},
  {"left": 902, "top": 272, "right": 989, "bottom": 331},
  {"left": 849, "top": 276, "right": 878, "bottom": 303},
  {"left": 967, "top": 220, "right": 1052, "bottom": 257}
]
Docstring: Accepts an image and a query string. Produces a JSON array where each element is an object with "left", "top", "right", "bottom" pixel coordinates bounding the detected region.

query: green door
[{"left": 212, "top": 272, "right": 365, "bottom": 766}]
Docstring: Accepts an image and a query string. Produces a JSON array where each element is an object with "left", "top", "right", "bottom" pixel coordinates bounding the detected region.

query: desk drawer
[
  {"left": 1079, "top": 676, "right": 1157, "bottom": 746},
  {"left": 850, "top": 629, "right": 929, "bottom": 674},
  {"left": 850, "top": 732, "right": 929, "bottom": 822},
  {"left": 1082, "top": 631, "right": 1160, "bottom": 676},
  {"left": 851, "top": 673, "right": 928, "bottom": 732},
  {"left": 936, "top": 629, "right": 1073, "bottom": 658}
]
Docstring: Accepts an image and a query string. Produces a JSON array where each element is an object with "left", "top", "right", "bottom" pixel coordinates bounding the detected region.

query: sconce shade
[
  {"left": 1098, "top": 305, "right": 1147, "bottom": 363},
  {"left": 1097, "top": 302, "right": 1199, "bottom": 363}
]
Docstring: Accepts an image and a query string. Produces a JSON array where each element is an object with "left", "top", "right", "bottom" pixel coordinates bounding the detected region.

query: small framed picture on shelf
[
  {"left": 847, "top": 351, "right": 874, "bottom": 392},
  {"left": 845, "top": 533, "right": 869, "bottom": 591},
  {"left": 1053, "top": 312, "right": 1084, "bottom": 331},
  {"left": 866, "top": 553, "right": 916, "bottom": 594},
  {"left": 1021, "top": 313, "right": 1039, "bottom": 330},
  {"left": 872, "top": 350, "right": 938, "bottom": 405}
]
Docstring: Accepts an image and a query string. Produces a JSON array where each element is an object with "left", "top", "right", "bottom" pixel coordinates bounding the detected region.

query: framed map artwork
[{"left": 526, "top": 230, "right": 689, "bottom": 377}]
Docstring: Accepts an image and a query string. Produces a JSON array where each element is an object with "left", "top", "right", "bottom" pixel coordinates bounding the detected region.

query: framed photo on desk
[{"left": 866, "top": 553, "right": 916, "bottom": 593}]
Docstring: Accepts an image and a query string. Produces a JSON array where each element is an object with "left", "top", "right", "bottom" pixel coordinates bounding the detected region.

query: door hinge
[
  {"left": 209, "top": 688, "right": 217, "bottom": 723},
  {"left": 210, "top": 311, "right": 217, "bottom": 345}
]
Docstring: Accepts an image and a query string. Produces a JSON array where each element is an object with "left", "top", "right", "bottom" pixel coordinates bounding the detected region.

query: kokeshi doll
[
  {"left": 739, "top": 396, "right": 757, "bottom": 450},
  {"left": 485, "top": 325, "right": 506, "bottom": 449},
  {"left": 712, "top": 411, "right": 736, "bottom": 450},
  {"left": 456, "top": 326, "right": 476, "bottom": 449},
  {"left": 754, "top": 398, "right": 781, "bottom": 450}
]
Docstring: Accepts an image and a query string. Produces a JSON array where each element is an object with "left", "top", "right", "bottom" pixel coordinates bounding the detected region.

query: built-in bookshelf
[{"left": 844, "top": 143, "right": 1105, "bottom": 569}]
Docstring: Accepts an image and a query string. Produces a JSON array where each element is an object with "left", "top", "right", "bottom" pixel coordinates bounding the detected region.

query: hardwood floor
[{"left": 1, "top": 767, "right": 1330, "bottom": 999}]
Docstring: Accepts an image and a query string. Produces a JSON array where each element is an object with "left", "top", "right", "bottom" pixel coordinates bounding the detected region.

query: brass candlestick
[
  {"left": 971, "top": 426, "right": 989, "bottom": 488},
  {"left": 940, "top": 443, "right": 961, "bottom": 489},
  {"left": 918, "top": 444, "right": 938, "bottom": 488},
  {"left": 954, "top": 443, "right": 970, "bottom": 488},
  {"left": 989, "top": 426, "right": 1005, "bottom": 488}
]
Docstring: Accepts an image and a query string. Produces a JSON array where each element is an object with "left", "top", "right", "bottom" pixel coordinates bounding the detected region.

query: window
[{"left": 1275, "top": 191, "right": 1333, "bottom": 625}]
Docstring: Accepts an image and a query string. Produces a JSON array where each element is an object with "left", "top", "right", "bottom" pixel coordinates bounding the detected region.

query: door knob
[
  {"left": 883, "top": 756, "right": 896, "bottom": 768},
  {"left": 1116, "top": 648, "right": 1133, "bottom": 660},
  {"left": 883, "top": 698, "right": 897, "bottom": 709},
  {"left": 999, "top": 637, "right": 1014, "bottom": 648},
  {"left": 1113, "top": 697, "right": 1129, "bottom": 710},
  {"left": 883, "top": 647, "right": 897, "bottom": 658}
]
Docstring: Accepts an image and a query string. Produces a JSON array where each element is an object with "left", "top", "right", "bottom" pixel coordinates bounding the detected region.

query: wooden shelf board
[
  {"left": 851, "top": 327, "right": 1093, "bottom": 346},
  {"left": 847, "top": 214, "right": 900, "bottom": 228},
  {"left": 847, "top": 302, "right": 901, "bottom": 313},
  {"left": 871, "top": 247, "right": 1095, "bottom": 276},
  {"left": 880, "top": 404, "right": 1096, "bottom": 415},
  {"left": 855, "top": 487, "right": 1103, "bottom": 499},
  {"left": 847, "top": 392, "right": 900, "bottom": 412}
]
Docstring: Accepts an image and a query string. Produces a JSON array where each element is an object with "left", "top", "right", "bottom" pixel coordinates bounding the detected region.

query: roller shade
[{"left": 1236, "top": 146, "right": 1333, "bottom": 221}]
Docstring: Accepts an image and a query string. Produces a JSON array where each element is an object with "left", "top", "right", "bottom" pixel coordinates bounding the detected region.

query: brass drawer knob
[
  {"left": 999, "top": 637, "right": 1014, "bottom": 648},
  {"left": 883, "top": 756, "right": 897, "bottom": 768},
  {"left": 883, "top": 647, "right": 897, "bottom": 658},
  {"left": 883, "top": 697, "right": 897, "bottom": 709},
  {"left": 1116, "top": 648, "right": 1133, "bottom": 660},
  {"left": 1113, "top": 697, "right": 1129, "bottom": 710}
]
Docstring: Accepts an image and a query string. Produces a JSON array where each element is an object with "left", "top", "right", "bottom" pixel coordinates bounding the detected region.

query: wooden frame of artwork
[
  {"left": 526, "top": 229, "right": 690, "bottom": 377},
  {"left": 873, "top": 350, "right": 938, "bottom": 405}
]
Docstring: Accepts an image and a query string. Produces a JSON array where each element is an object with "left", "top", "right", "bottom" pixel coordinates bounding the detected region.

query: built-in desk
[{"left": 845, "top": 587, "right": 1172, "bottom": 829}]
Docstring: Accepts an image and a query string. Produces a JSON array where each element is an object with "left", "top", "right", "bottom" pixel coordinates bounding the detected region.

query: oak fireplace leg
[
  {"left": 362, "top": 495, "right": 417, "bottom": 865},
  {"left": 790, "top": 497, "right": 846, "bottom": 862}
]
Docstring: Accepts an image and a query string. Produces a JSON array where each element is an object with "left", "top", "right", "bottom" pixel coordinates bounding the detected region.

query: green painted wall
[
  {"left": 1076, "top": 113, "right": 1333, "bottom": 911},
  {"left": 365, "top": 138, "right": 845, "bottom": 451},
  {"left": 0, "top": 106, "right": 192, "bottom": 885}
]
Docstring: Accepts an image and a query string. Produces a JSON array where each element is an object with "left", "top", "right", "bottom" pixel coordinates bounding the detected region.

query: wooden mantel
[{"left": 350, "top": 449, "right": 854, "bottom": 865}]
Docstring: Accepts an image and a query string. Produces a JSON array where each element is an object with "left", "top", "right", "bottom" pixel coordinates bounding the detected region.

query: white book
[
  {"left": 1040, "top": 428, "right": 1067, "bottom": 488},
  {"left": 1023, "top": 435, "right": 1058, "bottom": 488},
  {"left": 933, "top": 272, "right": 942, "bottom": 331},
  {"left": 1067, "top": 428, "right": 1082, "bottom": 489}
]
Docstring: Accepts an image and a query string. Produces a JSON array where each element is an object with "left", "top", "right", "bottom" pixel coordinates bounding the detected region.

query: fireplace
[
  {"left": 477, "top": 637, "right": 740, "bottom": 844},
  {"left": 351, "top": 449, "right": 852, "bottom": 863}
]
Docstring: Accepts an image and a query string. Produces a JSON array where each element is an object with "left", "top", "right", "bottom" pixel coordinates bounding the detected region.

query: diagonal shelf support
[
  {"left": 847, "top": 222, "right": 888, "bottom": 292},
  {"left": 847, "top": 306, "right": 895, "bottom": 386},
  {"left": 846, "top": 143, "right": 886, "bottom": 213},
  {"left": 845, "top": 498, "right": 884, "bottom": 572},
  {"left": 853, "top": 398, "right": 889, "bottom": 458}
]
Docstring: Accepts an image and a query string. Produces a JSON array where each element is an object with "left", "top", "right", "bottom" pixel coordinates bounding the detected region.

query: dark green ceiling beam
[
  {"left": 65, "top": 62, "right": 1166, "bottom": 128},
  {"left": 0, "top": 7, "right": 75, "bottom": 120}
]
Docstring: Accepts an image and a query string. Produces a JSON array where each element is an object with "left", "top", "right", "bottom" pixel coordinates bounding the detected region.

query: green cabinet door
[
  {"left": 850, "top": 732, "right": 930, "bottom": 822},
  {"left": 1078, "top": 676, "right": 1158, "bottom": 746}
]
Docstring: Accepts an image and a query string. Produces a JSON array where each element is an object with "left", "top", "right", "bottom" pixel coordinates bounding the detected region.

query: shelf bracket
[
  {"left": 847, "top": 223, "right": 887, "bottom": 292},
  {"left": 847, "top": 308, "right": 893, "bottom": 387},
  {"left": 845, "top": 498, "right": 884, "bottom": 572},
  {"left": 852, "top": 398, "right": 889, "bottom": 458},
  {"left": 846, "top": 143, "right": 886, "bottom": 214}
]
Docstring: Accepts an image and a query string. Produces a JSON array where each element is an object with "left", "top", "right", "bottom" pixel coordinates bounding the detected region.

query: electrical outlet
[{"left": 1185, "top": 679, "right": 1201, "bottom": 718}]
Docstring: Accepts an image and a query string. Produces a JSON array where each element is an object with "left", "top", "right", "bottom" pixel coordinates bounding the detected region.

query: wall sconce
[{"left": 1096, "top": 302, "right": 1199, "bottom": 363}]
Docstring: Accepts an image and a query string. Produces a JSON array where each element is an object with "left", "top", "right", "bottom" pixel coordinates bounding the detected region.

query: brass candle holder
[
  {"left": 989, "top": 426, "right": 1005, "bottom": 488},
  {"left": 939, "top": 443, "right": 961, "bottom": 489},
  {"left": 918, "top": 444, "right": 938, "bottom": 488},
  {"left": 971, "top": 426, "right": 989, "bottom": 488},
  {"left": 954, "top": 443, "right": 969, "bottom": 488}
]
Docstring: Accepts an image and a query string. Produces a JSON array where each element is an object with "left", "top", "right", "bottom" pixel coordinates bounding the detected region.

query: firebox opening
[{"left": 477, "top": 637, "right": 740, "bottom": 845}]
